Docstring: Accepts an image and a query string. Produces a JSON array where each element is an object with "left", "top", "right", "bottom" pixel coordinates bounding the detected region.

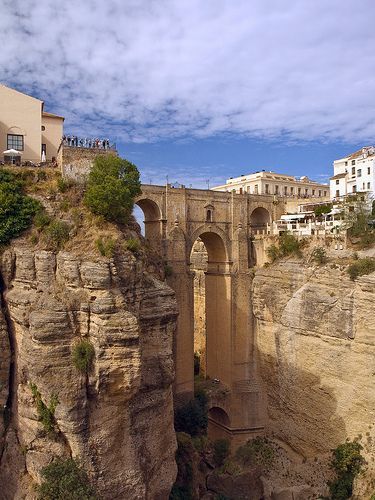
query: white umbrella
[
  {"left": 3, "top": 149, "right": 22, "bottom": 155},
  {"left": 3, "top": 149, "right": 22, "bottom": 165}
]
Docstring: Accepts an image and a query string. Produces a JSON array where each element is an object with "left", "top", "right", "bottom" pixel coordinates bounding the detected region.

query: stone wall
[
  {"left": 0, "top": 241, "right": 177, "bottom": 499},
  {"left": 61, "top": 147, "right": 118, "bottom": 182}
]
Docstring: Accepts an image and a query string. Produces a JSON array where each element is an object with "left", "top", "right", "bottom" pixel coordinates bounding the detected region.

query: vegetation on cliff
[
  {"left": 84, "top": 155, "right": 141, "bottom": 223},
  {"left": 328, "top": 440, "right": 365, "bottom": 500},
  {"left": 347, "top": 257, "right": 375, "bottom": 280},
  {"left": 266, "top": 232, "right": 303, "bottom": 262},
  {"left": 38, "top": 458, "right": 97, "bottom": 500},
  {"left": 0, "top": 168, "right": 40, "bottom": 245}
]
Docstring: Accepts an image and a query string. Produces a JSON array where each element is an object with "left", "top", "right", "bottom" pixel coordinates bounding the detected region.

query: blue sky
[{"left": 1, "top": 0, "right": 375, "bottom": 188}]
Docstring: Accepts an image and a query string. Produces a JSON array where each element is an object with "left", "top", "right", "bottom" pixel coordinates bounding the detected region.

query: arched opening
[
  {"left": 206, "top": 209, "right": 212, "bottom": 222},
  {"left": 134, "top": 198, "right": 162, "bottom": 244},
  {"left": 250, "top": 207, "right": 271, "bottom": 234},
  {"left": 190, "top": 231, "right": 231, "bottom": 389},
  {"left": 209, "top": 407, "right": 230, "bottom": 427}
]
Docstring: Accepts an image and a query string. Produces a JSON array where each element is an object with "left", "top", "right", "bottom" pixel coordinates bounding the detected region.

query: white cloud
[{"left": 1, "top": 0, "right": 375, "bottom": 143}]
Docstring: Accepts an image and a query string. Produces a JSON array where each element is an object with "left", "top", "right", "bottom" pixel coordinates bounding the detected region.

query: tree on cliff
[
  {"left": 84, "top": 155, "right": 141, "bottom": 223},
  {"left": 0, "top": 168, "right": 40, "bottom": 245}
]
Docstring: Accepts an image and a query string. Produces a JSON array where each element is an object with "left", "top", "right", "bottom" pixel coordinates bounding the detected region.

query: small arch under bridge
[{"left": 135, "top": 184, "right": 285, "bottom": 445}]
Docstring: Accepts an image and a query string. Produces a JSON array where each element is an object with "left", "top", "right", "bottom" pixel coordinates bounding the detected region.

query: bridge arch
[
  {"left": 135, "top": 198, "right": 163, "bottom": 245},
  {"left": 189, "top": 228, "right": 232, "bottom": 391},
  {"left": 250, "top": 206, "right": 271, "bottom": 235}
]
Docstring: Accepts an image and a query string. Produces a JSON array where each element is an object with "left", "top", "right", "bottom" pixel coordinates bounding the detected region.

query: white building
[
  {"left": 212, "top": 170, "right": 329, "bottom": 198},
  {"left": 330, "top": 146, "right": 375, "bottom": 200}
]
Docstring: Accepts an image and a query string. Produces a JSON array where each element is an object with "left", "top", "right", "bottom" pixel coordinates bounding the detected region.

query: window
[
  {"left": 305, "top": 188, "right": 308, "bottom": 195},
  {"left": 290, "top": 187, "right": 294, "bottom": 195},
  {"left": 206, "top": 209, "right": 212, "bottom": 222},
  {"left": 312, "top": 189, "right": 315, "bottom": 196},
  {"left": 357, "top": 169, "right": 362, "bottom": 177},
  {"left": 41, "top": 125, "right": 46, "bottom": 131},
  {"left": 368, "top": 167, "right": 371, "bottom": 175},
  {"left": 351, "top": 160, "right": 355, "bottom": 165},
  {"left": 319, "top": 190, "right": 322, "bottom": 196},
  {"left": 298, "top": 187, "right": 301, "bottom": 196},
  {"left": 254, "top": 185, "right": 258, "bottom": 194},
  {"left": 336, "top": 180, "right": 339, "bottom": 185},
  {"left": 265, "top": 184, "right": 269, "bottom": 194},
  {"left": 275, "top": 185, "right": 279, "bottom": 194},
  {"left": 367, "top": 182, "right": 371, "bottom": 190},
  {"left": 344, "top": 161, "right": 348, "bottom": 166},
  {"left": 239, "top": 188, "right": 243, "bottom": 194},
  {"left": 41, "top": 144, "right": 46, "bottom": 154},
  {"left": 324, "top": 191, "right": 327, "bottom": 196},
  {"left": 352, "top": 185, "right": 357, "bottom": 193},
  {"left": 363, "top": 182, "right": 365, "bottom": 190},
  {"left": 351, "top": 167, "right": 355, "bottom": 175},
  {"left": 7, "top": 134, "right": 24, "bottom": 151},
  {"left": 336, "top": 190, "right": 340, "bottom": 197}
]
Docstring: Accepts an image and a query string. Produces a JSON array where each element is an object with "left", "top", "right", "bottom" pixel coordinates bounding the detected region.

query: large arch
[
  {"left": 250, "top": 207, "right": 271, "bottom": 234},
  {"left": 189, "top": 229, "right": 232, "bottom": 390},
  {"left": 135, "top": 198, "right": 162, "bottom": 245}
]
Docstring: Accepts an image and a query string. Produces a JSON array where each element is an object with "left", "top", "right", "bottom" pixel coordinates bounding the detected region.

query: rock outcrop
[
  {"left": 0, "top": 241, "right": 178, "bottom": 499},
  {"left": 253, "top": 259, "right": 375, "bottom": 498}
]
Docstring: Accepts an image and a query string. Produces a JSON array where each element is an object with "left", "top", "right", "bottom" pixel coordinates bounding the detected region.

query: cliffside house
[
  {"left": 0, "top": 83, "right": 64, "bottom": 165},
  {"left": 212, "top": 170, "right": 329, "bottom": 199},
  {"left": 330, "top": 146, "right": 375, "bottom": 201}
]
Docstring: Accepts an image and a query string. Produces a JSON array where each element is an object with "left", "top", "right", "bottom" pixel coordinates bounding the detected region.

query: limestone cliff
[
  {"left": 0, "top": 240, "right": 178, "bottom": 499},
  {"left": 253, "top": 259, "right": 375, "bottom": 498}
]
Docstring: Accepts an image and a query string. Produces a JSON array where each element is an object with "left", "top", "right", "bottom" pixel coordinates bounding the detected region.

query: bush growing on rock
[
  {"left": 311, "top": 246, "right": 327, "bottom": 264},
  {"left": 347, "top": 258, "right": 375, "bottom": 280},
  {"left": 235, "top": 437, "right": 274, "bottom": 469},
  {"left": 328, "top": 440, "right": 365, "bottom": 500},
  {"left": 169, "top": 432, "right": 196, "bottom": 500},
  {"left": 44, "top": 220, "right": 71, "bottom": 250},
  {"left": 38, "top": 458, "right": 97, "bottom": 500},
  {"left": 96, "top": 236, "right": 116, "bottom": 257},
  {"left": 30, "top": 383, "right": 59, "bottom": 434},
  {"left": 0, "top": 168, "right": 40, "bottom": 245},
  {"left": 174, "top": 388, "right": 208, "bottom": 437},
  {"left": 84, "top": 155, "right": 141, "bottom": 223},
  {"left": 72, "top": 339, "right": 95, "bottom": 373},
  {"left": 266, "top": 232, "right": 303, "bottom": 263}
]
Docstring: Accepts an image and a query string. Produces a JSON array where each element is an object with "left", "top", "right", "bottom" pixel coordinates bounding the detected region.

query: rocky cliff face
[
  {"left": 0, "top": 240, "right": 178, "bottom": 499},
  {"left": 253, "top": 259, "right": 375, "bottom": 497}
]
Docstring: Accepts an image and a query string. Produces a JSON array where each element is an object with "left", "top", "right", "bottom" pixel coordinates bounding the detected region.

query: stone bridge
[{"left": 136, "top": 184, "right": 285, "bottom": 445}]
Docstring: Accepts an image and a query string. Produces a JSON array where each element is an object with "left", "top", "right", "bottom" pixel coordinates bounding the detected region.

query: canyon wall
[
  {"left": 0, "top": 240, "right": 178, "bottom": 499},
  {"left": 253, "top": 259, "right": 375, "bottom": 497}
]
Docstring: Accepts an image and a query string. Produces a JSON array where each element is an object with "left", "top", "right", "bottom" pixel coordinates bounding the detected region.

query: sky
[{"left": 1, "top": 0, "right": 375, "bottom": 187}]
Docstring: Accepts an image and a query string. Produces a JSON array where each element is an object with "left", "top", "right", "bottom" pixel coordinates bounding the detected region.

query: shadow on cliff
[{"left": 256, "top": 344, "right": 347, "bottom": 458}]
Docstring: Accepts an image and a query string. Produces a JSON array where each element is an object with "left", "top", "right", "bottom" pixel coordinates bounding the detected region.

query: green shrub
[
  {"left": 57, "top": 177, "right": 75, "bottom": 193},
  {"left": 38, "top": 458, "right": 97, "bottom": 500},
  {"left": 235, "top": 437, "right": 274, "bottom": 469},
  {"left": 328, "top": 441, "right": 365, "bottom": 500},
  {"left": 30, "top": 383, "right": 59, "bottom": 434},
  {"left": 124, "top": 237, "right": 141, "bottom": 254},
  {"left": 278, "top": 232, "right": 302, "bottom": 257},
  {"left": 347, "top": 258, "right": 375, "bottom": 280},
  {"left": 213, "top": 439, "right": 230, "bottom": 467},
  {"left": 72, "top": 340, "right": 95, "bottom": 373},
  {"left": 174, "top": 389, "right": 208, "bottom": 437},
  {"left": 44, "top": 220, "right": 70, "bottom": 250},
  {"left": 84, "top": 155, "right": 141, "bottom": 223},
  {"left": 34, "top": 210, "right": 52, "bottom": 229},
  {"left": 0, "top": 168, "right": 41, "bottom": 245},
  {"left": 311, "top": 247, "right": 327, "bottom": 264},
  {"left": 266, "top": 233, "right": 302, "bottom": 263},
  {"left": 96, "top": 237, "right": 116, "bottom": 257},
  {"left": 266, "top": 244, "right": 280, "bottom": 263},
  {"left": 314, "top": 204, "right": 332, "bottom": 217}
]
